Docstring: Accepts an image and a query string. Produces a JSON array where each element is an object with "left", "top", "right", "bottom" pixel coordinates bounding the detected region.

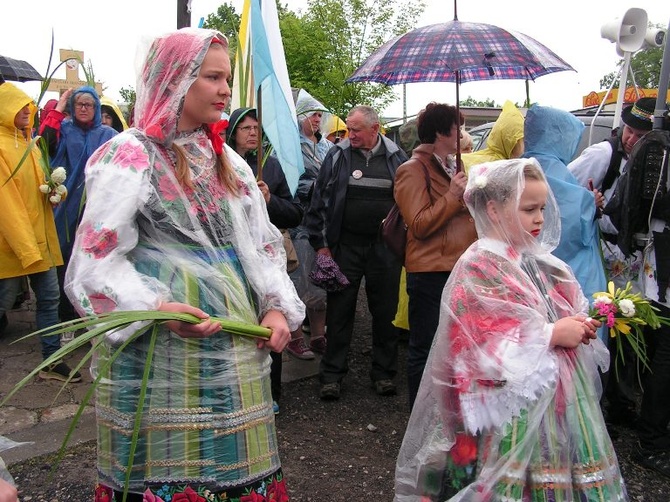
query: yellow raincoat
[
  {"left": 462, "top": 100, "right": 525, "bottom": 173},
  {"left": 100, "top": 96, "right": 129, "bottom": 131},
  {"left": 0, "top": 83, "right": 63, "bottom": 278}
]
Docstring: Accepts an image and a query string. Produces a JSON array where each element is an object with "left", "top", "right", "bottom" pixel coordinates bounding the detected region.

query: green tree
[
  {"left": 287, "top": 0, "right": 426, "bottom": 118},
  {"left": 460, "top": 96, "right": 498, "bottom": 108},
  {"left": 203, "top": 2, "right": 242, "bottom": 74},
  {"left": 599, "top": 25, "right": 664, "bottom": 90},
  {"left": 119, "top": 86, "right": 136, "bottom": 106}
]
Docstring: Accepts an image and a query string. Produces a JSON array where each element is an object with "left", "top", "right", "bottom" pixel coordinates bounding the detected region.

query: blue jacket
[{"left": 523, "top": 105, "right": 607, "bottom": 331}]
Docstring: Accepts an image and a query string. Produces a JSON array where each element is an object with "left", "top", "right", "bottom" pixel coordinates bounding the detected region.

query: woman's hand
[
  {"left": 551, "top": 315, "right": 600, "bottom": 348},
  {"left": 257, "top": 180, "right": 271, "bottom": 204},
  {"left": 257, "top": 309, "right": 291, "bottom": 352},
  {"left": 56, "top": 88, "right": 73, "bottom": 113},
  {"left": 158, "top": 301, "right": 221, "bottom": 338},
  {"left": 448, "top": 171, "right": 468, "bottom": 200}
]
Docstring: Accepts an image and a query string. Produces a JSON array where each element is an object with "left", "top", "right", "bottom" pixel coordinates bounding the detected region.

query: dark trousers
[
  {"left": 638, "top": 302, "right": 670, "bottom": 451},
  {"left": 319, "top": 241, "right": 401, "bottom": 384},
  {"left": 406, "top": 271, "right": 450, "bottom": 409},
  {"left": 270, "top": 350, "right": 282, "bottom": 402}
]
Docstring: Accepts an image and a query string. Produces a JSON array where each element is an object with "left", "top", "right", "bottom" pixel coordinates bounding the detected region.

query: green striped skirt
[{"left": 92, "top": 244, "right": 281, "bottom": 494}]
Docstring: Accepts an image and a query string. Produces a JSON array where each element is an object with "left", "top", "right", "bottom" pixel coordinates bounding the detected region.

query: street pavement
[{"left": 0, "top": 298, "right": 319, "bottom": 467}]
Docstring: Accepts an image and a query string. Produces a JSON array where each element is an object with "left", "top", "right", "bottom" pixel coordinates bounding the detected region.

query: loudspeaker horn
[
  {"left": 645, "top": 28, "right": 666, "bottom": 48},
  {"left": 601, "top": 7, "right": 648, "bottom": 53}
]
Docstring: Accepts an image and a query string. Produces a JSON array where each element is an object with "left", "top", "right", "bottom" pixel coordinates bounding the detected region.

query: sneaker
[
  {"left": 272, "top": 400, "right": 280, "bottom": 415},
  {"left": 60, "top": 331, "right": 76, "bottom": 347},
  {"left": 633, "top": 444, "right": 670, "bottom": 479},
  {"left": 320, "top": 382, "right": 341, "bottom": 400},
  {"left": 38, "top": 361, "right": 82, "bottom": 383},
  {"left": 309, "top": 336, "right": 327, "bottom": 355},
  {"left": 373, "top": 379, "right": 397, "bottom": 396},
  {"left": 286, "top": 338, "right": 315, "bottom": 360}
]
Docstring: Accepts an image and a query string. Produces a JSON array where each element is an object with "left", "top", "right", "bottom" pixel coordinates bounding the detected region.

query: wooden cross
[{"left": 46, "top": 49, "right": 102, "bottom": 96}]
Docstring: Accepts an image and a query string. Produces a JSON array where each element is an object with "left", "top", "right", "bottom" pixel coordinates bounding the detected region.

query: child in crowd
[{"left": 395, "top": 158, "right": 627, "bottom": 501}]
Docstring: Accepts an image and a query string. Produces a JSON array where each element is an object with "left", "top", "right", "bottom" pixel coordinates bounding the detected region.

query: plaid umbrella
[
  {"left": 0, "top": 55, "right": 43, "bottom": 83},
  {"left": 347, "top": 20, "right": 574, "bottom": 85},
  {"left": 347, "top": 19, "right": 574, "bottom": 167}
]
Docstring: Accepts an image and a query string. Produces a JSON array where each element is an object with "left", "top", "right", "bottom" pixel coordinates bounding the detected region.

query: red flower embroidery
[
  {"left": 89, "top": 293, "right": 117, "bottom": 314},
  {"left": 143, "top": 489, "right": 166, "bottom": 502},
  {"left": 240, "top": 490, "right": 267, "bottom": 502},
  {"left": 172, "top": 485, "right": 206, "bottom": 502},
  {"left": 81, "top": 223, "right": 119, "bottom": 259},
  {"left": 111, "top": 143, "right": 150, "bottom": 171},
  {"left": 450, "top": 433, "right": 478, "bottom": 466},
  {"left": 94, "top": 484, "right": 114, "bottom": 502},
  {"left": 267, "top": 477, "right": 289, "bottom": 502}
]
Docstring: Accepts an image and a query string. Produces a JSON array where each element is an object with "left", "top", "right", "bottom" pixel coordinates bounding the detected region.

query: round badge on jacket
[{"left": 352, "top": 169, "right": 363, "bottom": 180}]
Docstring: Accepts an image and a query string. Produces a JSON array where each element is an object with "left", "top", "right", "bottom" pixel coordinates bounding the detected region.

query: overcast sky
[{"left": 2, "top": 0, "right": 667, "bottom": 121}]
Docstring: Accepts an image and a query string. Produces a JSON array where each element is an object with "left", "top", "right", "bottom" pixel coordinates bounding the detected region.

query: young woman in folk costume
[
  {"left": 395, "top": 158, "right": 627, "bottom": 501},
  {"left": 65, "top": 28, "right": 304, "bottom": 501}
]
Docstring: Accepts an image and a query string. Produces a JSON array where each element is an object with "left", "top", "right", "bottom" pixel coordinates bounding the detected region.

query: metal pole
[
  {"left": 177, "top": 0, "right": 191, "bottom": 29},
  {"left": 613, "top": 51, "right": 632, "bottom": 129},
  {"left": 653, "top": 18, "right": 670, "bottom": 130},
  {"left": 403, "top": 84, "right": 407, "bottom": 124}
]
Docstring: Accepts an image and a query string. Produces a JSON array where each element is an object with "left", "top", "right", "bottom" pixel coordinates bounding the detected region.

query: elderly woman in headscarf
[{"left": 461, "top": 100, "right": 525, "bottom": 172}]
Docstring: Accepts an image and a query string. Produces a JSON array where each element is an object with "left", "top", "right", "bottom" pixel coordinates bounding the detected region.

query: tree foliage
[
  {"left": 204, "top": 0, "right": 426, "bottom": 119},
  {"left": 459, "top": 96, "right": 498, "bottom": 108}
]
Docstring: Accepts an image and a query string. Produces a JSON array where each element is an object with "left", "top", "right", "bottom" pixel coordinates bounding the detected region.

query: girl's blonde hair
[{"left": 172, "top": 143, "right": 239, "bottom": 194}]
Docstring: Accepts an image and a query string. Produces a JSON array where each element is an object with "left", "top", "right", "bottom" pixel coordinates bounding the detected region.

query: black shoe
[
  {"left": 606, "top": 406, "right": 639, "bottom": 429},
  {"left": 633, "top": 445, "right": 670, "bottom": 479},
  {"left": 320, "top": 382, "right": 340, "bottom": 400},
  {"left": 373, "top": 379, "right": 397, "bottom": 396},
  {"left": 38, "top": 361, "right": 82, "bottom": 382}
]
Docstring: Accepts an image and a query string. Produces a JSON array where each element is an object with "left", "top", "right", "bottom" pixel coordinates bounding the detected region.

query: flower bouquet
[
  {"left": 1, "top": 311, "right": 271, "bottom": 501},
  {"left": 39, "top": 164, "right": 68, "bottom": 205},
  {"left": 590, "top": 281, "right": 670, "bottom": 379}
]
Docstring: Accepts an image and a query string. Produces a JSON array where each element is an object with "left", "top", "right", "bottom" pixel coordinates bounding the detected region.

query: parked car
[{"left": 468, "top": 107, "right": 616, "bottom": 160}]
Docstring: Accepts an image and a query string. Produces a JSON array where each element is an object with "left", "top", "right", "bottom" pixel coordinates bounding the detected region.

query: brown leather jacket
[{"left": 394, "top": 143, "right": 477, "bottom": 272}]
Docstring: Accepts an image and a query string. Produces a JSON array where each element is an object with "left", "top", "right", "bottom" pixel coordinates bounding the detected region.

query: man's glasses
[
  {"left": 238, "top": 125, "right": 259, "bottom": 133},
  {"left": 74, "top": 102, "right": 95, "bottom": 110}
]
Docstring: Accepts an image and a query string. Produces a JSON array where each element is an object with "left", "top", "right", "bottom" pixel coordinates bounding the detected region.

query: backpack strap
[{"left": 602, "top": 135, "right": 625, "bottom": 192}]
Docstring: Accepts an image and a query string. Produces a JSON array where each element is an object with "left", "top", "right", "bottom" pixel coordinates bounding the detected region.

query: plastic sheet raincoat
[
  {"left": 523, "top": 105, "right": 607, "bottom": 339},
  {"left": 65, "top": 28, "right": 304, "bottom": 500},
  {"left": 462, "top": 101, "right": 524, "bottom": 173},
  {"left": 395, "top": 159, "right": 626, "bottom": 501}
]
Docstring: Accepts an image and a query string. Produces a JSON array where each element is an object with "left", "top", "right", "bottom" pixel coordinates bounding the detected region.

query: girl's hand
[
  {"left": 158, "top": 301, "right": 221, "bottom": 338},
  {"left": 551, "top": 315, "right": 599, "bottom": 348},
  {"left": 257, "top": 309, "right": 291, "bottom": 352}
]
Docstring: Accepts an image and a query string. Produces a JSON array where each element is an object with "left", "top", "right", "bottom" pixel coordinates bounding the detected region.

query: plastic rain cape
[
  {"left": 64, "top": 28, "right": 304, "bottom": 494},
  {"left": 395, "top": 159, "right": 626, "bottom": 501}
]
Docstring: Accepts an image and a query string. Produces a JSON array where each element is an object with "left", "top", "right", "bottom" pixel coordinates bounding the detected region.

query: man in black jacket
[{"left": 305, "top": 105, "right": 408, "bottom": 400}]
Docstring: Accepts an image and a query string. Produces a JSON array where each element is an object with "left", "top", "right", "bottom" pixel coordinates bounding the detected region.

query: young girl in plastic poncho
[
  {"left": 65, "top": 28, "right": 304, "bottom": 501},
  {"left": 394, "top": 158, "right": 627, "bottom": 501}
]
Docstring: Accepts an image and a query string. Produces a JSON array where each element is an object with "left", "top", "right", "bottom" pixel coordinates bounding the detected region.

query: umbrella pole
[{"left": 455, "top": 70, "right": 461, "bottom": 172}]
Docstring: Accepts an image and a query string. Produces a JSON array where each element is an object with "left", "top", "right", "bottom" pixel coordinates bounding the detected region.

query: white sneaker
[{"left": 60, "top": 331, "right": 75, "bottom": 346}]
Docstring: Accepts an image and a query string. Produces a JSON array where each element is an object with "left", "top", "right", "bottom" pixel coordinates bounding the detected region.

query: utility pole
[{"left": 177, "top": 0, "right": 191, "bottom": 29}]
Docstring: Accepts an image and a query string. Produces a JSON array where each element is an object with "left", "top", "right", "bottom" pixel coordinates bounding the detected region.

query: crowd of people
[{"left": 1, "top": 25, "right": 669, "bottom": 501}]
